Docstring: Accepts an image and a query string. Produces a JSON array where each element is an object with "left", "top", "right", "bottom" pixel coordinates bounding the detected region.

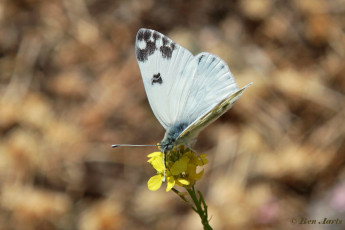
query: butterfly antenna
[{"left": 112, "top": 144, "right": 159, "bottom": 148}]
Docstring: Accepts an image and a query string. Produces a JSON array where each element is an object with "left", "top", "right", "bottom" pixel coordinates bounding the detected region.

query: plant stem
[{"left": 186, "top": 186, "right": 213, "bottom": 230}]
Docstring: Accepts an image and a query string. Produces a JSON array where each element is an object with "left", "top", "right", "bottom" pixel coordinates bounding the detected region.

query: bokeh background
[{"left": 1, "top": 0, "right": 345, "bottom": 229}]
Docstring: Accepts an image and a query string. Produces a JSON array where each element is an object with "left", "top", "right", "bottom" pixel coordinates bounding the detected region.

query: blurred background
[{"left": 1, "top": 0, "right": 345, "bottom": 229}]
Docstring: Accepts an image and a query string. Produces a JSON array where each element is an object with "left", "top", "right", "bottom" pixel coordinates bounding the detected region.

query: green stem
[
  {"left": 172, "top": 188, "right": 189, "bottom": 204},
  {"left": 186, "top": 186, "right": 213, "bottom": 230}
]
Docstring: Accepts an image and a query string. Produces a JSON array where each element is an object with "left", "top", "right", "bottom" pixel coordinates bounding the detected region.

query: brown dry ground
[{"left": 0, "top": 0, "right": 345, "bottom": 230}]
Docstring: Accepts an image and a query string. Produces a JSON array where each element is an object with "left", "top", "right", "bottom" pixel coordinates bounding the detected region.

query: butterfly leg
[{"left": 162, "top": 152, "right": 166, "bottom": 182}]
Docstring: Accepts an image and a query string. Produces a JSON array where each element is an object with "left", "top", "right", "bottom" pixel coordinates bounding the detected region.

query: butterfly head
[
  {"left": 161, "top": 144, "right": 173, "bottom": 153},
  {"left": 160, "top": 135, "right": 175, "bottom": 153}
]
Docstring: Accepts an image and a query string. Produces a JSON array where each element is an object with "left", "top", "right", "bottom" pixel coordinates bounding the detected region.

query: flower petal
[
  {"left": 170, "top": 156, "right": 189, "bottom": 175},
  {"left": 186, "top": 164, "right": 197, "bottom": 180},
  {"left": 177, "top": 178, "right": 190, "bottom": 185},
  {"left": 147, "top": 175, "right": 163, "bottom": 191},
  {"left": 194, "top": 169, "right": 204, "bottom": 180},
  {"left": 147, "top": 151, "right": 162, "bottom": 158},
  {"left": 166, "top": 176, "right": 175, "bottom": 192},
  {"left": 150, "top": 156, "right": 164, "bottom": 172}
]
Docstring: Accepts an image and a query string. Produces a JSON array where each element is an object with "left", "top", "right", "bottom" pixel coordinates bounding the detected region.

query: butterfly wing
[
  {"left": 135, "top": 28, "right": 198, "bottom": 130},
  {"left": 178, "top": 52, "right": 241, "bottom": 124},
  {"left": 173, "top": 52, "right": 252, "bottom": 144},
  {"left": 176, "top": 83, "right": 252, "bottom": 145}
]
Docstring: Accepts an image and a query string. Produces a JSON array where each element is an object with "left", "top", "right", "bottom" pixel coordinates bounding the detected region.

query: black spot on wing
[
  {"left": 198, "top": 55, "right": 204, "bottom": 64},
  {"left": 160, "top": 44, "right": 175, "bottom": 59},
  {"left": 151, "top": 73, "right": 163, "bottom": 85},
  {"left": 136, "top": 41, "right": 156, "bottom": 62},
  {"left": 136, "top": 29, "right": 159, "bottom": 62},
  {"left": 162, "top": 37, "right": 168, "bottom": 46},
  {"left": 143, "top": 30, "right": 151, "bottom": 41},
  {"left": 171, "top": 43, "right": 176, "bottom": 51},
  {"left": 153, "top": 31, "right": 161, "bottom": 40},
  {"left": 137, "top": 30, "right": 145, "bottom": 41},
  {"left": 136, "top": 29, "right": 176, "bottom": 62},
  {"left": 159, "top": 36, "right": 176, "bottom": 59}
]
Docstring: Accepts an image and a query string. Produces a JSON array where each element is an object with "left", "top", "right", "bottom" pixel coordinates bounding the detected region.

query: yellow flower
[{"left": 147, "top": 145, "right": 208, "bottom": 192}]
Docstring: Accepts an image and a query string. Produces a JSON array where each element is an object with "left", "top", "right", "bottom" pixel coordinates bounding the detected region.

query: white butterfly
[
  {"left": 113, "top": 28, "right": 252, "bottom": 156},
  {"left": 134, "top": 28, "right": 252, "bottom": 153}
]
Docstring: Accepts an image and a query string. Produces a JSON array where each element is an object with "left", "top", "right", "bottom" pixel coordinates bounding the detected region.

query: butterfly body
[
  {"left": 135, "top": 28, "right": 252, "bottom": 153},
  {"left": 160, "top": 122, "right": 190, "bottom": 152}
]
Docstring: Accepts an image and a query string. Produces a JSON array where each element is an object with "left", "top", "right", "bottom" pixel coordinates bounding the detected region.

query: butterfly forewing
[{"left": 135, "top": 28, "right": 198, "bottom": 129}]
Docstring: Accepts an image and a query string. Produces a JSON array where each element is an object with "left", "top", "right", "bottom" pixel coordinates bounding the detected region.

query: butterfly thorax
[{"left": 160, "top": 122, "right": 189, "bottom": 153}]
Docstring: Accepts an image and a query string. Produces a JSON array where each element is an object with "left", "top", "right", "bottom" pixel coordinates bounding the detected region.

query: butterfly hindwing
[
  {"left": 177, "top": 83, "right": 252, "bottom": 144},
  {"left": 179, "top": 52, "right": 240, "bottom": 126}
]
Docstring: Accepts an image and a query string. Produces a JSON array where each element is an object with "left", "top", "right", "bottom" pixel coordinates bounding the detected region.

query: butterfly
[{"left": 114, "top": 28, "right": 252, "bottom": 154}]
